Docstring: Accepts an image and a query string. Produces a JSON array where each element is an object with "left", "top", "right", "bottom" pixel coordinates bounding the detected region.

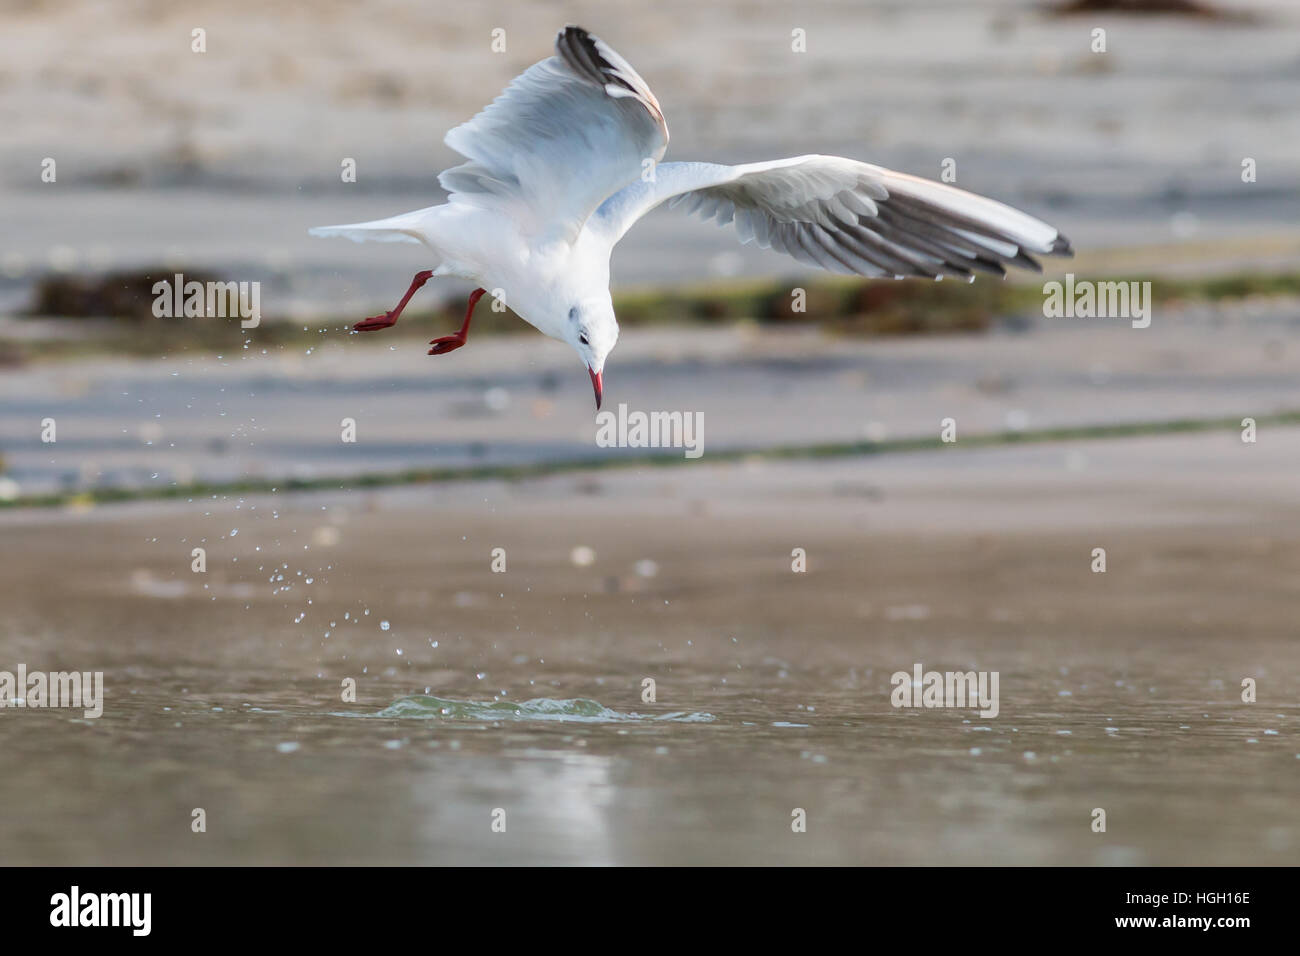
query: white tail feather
[{"left": 308, "top": 206, "right": 444, "bottom": 245}]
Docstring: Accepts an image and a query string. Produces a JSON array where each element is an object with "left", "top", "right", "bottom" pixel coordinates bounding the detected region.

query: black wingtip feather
[
  {"left": 557, "top": 25, "right": 644, "bottom": 102},
  {"left": 558, "top": 25, "right": 591, "bottom": 46},
  {"left": 557, "top": 26, "right": 603, "bottom": 84},
  {"left": 1011, "top": 250, "right": 1044, "bottom": 273}
]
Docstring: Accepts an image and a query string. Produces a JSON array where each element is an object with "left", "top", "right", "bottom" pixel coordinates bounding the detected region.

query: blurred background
[
  {"left": 0, "top": 0, "right": 1297, "bottom": 866},
  {"left": 2, "top": 0, "right": 1298, "bottom": 312}
]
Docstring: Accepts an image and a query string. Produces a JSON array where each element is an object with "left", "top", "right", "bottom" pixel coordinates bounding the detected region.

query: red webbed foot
[
  {"left": 354, "top": 312, "right": 397, "bottom": 332},
  {"left": 425, "top": 288, "right": 484, "bottom": 356},
  {"left": 353, "top": 270, "right": 436, "bottom": 333},
  {"left": 427, "top": 334, "right": 467, "bottom": 355}
]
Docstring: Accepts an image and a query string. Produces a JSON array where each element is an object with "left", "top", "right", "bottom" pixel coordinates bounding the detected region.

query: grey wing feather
[{"left": 594, "top": 155, "right": 1072, "bottom": 278}]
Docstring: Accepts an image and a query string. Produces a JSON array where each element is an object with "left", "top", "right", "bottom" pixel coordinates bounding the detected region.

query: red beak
[{"left": 588, "top": 366, "right": 604, "bottom": 410}]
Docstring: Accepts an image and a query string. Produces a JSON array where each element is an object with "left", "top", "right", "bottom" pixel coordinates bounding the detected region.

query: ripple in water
[{"left": 370, "top": 695, "right": 713, "bottom": 723}]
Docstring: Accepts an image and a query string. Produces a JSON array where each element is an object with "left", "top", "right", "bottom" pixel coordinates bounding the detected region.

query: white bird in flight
[{"left": 311, "top": 25, "right": 1071, "bottom": 409}]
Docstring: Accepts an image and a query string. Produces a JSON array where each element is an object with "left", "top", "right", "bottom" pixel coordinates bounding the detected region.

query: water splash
[{"left": 369, "top": 694, "right": 713, "bottom": 724}]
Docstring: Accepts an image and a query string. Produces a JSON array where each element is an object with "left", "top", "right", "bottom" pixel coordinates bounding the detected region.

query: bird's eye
[{"left": 578, "top": 333, "right": 590, "bottom": 346}]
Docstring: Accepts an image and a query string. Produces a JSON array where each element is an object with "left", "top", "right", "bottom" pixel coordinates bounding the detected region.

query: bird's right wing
[
  {"left": 594, "top": 156, "right": 1071, "bottom": 277},
  {"left": 438, "top": 26, "right": 669, "bottom": 245}
]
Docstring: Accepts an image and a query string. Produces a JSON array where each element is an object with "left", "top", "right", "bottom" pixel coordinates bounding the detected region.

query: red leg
[
  {"left": 354, "top": 270, "right": 434, "bottom": 332},
  {"left": 428, "top": 288, "right": 485, "bottom": 356}
]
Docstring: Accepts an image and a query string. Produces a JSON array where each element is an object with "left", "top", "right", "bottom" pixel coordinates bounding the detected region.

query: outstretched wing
[
  {"left": 438, "top": 26, "right": 668, "bottom": 244},
  {"left": 593, "top": 156, "right": 1072, "bottom": 277}
]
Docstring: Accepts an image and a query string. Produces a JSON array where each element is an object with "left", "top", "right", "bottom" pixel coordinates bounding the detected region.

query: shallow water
[
  {"left": 2, "top": 665, "right": 1293, "bottom": 866},
  {"left": 1, "top": 439, "right": 1297, "bottom": 865}
]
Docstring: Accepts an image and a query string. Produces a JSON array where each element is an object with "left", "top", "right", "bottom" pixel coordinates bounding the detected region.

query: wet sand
[
  {"left": 1, "top": 431, "right": 1296, "bottom": 865},
  {"left": 4, "top": 301, "right": 1299, "bottom": 497}
]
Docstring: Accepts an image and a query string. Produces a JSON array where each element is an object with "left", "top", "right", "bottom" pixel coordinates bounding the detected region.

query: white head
[{"left": 565, "top": 293, "right": 619, "bottom": 408}]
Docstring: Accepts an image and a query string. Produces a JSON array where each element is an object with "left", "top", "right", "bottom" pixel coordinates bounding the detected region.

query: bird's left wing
[
  {"left": 593, "top": 156, "right": 1072, "bottom": 277},
  {"left": 439, "top": 26, "right": 668, "bottom": 244}
]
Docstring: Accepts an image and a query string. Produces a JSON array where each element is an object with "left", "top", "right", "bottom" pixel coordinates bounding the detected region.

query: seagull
[{"left": 311, "top": 25, "right": 1071, "bottom": 409}]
